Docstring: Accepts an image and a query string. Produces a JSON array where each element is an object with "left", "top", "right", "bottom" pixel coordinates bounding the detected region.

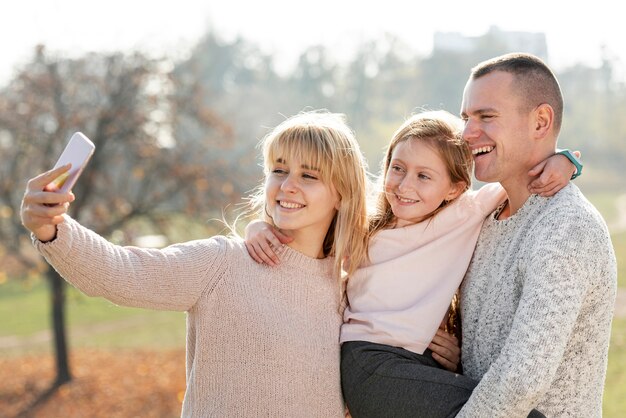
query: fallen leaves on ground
[{"left": 0, "top": 348, "right": 186, "bottom": 418}]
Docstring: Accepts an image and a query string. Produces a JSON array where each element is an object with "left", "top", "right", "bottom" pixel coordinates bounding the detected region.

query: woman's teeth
[{"left": 279, "top": 201, "right": 304, "bottom": 209}]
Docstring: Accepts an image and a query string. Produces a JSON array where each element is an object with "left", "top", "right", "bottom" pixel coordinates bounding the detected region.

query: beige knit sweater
[{"left": 35, "top": 216, "right": 345, "bottom": 417}]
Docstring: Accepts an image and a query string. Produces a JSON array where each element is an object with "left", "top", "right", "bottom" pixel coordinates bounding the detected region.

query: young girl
[
  {"left": 245, "top": 110, "right": 575, "bottom": 417},
  {"left": 20, "top": 111, "right": 370, "bottom": 417}
]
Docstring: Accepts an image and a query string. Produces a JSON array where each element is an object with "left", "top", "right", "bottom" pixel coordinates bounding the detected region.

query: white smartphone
[{"left": 48, "top": 132, "right": 95, "bottom": 193}]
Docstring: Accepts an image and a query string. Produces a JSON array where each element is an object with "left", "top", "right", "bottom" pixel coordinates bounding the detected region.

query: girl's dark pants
[{"left": 341, "top": 341, "right": 546, "bottom": 418}]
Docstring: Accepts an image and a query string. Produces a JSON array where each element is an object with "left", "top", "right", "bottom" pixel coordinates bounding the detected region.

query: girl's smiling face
[{"left": 384, "top": 139, "right": 463, "bottom": 228}]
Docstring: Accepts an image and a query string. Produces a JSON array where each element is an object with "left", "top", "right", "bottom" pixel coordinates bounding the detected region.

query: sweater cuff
[{"left": 32, "top": 215, "right": 75, "bottom": 258}]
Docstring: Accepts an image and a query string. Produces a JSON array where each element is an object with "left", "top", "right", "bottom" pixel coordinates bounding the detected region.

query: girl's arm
[
  {"left": 527, "top": 150, "right": 582, "bottom": 196},
  {"left": 244, "top": 220, "right": 292, "bottom": 266}
]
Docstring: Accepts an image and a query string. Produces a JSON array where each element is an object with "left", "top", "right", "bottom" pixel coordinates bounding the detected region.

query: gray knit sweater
[{"left": 459, "top": 184, "right": 617, "bottom": 418}]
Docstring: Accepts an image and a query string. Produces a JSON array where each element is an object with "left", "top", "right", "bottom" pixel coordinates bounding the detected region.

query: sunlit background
[{"left": 1, "top": 1, "right": 625, "bottom": 417}]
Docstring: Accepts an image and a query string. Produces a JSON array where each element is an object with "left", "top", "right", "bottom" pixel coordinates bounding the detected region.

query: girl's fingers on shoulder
[
  {"left": 265, "top": 232, "right": 283, "bottom": 248},
  {"left": 245, "top": 242, "right": 264, "bottom": 264},
  {"left": 258, "top": 241, "right": 279, "bottom": 263},
  {"left": 255, "top": 243, "right": 277, "bottom": 266},
  {"left": 541, "top": 184, "right": 562, "bottom": 197}
]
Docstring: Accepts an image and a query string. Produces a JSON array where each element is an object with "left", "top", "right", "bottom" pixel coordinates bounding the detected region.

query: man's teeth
[
  {"left": 397, "top": 195, "right": 418, "bottom": 203},
  {"left": 472, "top": 146, "right": 494, "bottom": 155},
  {"left": 280, "top": 201, "right": 304, "bottom": 209}
]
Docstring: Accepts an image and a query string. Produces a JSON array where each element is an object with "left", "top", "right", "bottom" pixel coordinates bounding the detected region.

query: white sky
[{"left": 2, "top": 0, "right": 625, "bottom": 84}]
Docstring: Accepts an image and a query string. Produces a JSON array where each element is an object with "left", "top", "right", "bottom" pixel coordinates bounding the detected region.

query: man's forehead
[{"left": 461, "top": 73, "right": 514, "bottom": 112}]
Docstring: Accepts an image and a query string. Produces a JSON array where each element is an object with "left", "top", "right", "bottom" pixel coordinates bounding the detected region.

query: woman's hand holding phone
[
  {"left": 21, "top": 132, "right": 94, "bottom": 242},
  {"left": 21, "top": 164, "right": 75, "bottom": 242}
]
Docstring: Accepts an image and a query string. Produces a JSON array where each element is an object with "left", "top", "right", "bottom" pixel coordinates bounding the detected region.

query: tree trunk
[{"left": 46, "top": 267, "right": 71, "bottom": 386}]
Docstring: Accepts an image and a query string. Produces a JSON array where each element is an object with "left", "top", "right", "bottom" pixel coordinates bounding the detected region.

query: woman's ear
[{"left": 334, "top": 193, "right": 341, "bottom": 210}]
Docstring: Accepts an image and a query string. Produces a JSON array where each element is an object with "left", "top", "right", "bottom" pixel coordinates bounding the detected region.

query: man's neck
[{"left": 498, "top": 179, "right": 532, "bottom": 220}]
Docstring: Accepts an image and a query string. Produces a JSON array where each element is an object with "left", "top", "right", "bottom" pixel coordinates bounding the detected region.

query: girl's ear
[{"left": 445, "top": 181, "right": 466, "bottom": 202}]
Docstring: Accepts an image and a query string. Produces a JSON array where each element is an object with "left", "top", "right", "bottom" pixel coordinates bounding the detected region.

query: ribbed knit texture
[
  {"left": 341, "top": 183, "right": 506, "bottom": 354},
  {"left": 458, "top": 184, "right": 617, "bottom": 418},
  {"left": 35, "top": 216, "right": 345, "bottom": 417}
]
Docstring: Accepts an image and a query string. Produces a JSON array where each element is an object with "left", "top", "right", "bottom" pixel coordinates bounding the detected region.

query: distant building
[{"left": 433, "top": 26, "right": 548, "bottom": 62}]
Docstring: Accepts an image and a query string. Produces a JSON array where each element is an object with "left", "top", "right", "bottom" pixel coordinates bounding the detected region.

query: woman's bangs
[{"left": 266, "top": 128, "right": 333, "bottom": 181}]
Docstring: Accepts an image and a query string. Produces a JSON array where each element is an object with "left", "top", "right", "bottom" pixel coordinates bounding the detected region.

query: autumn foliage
[{"left": 1, "top": 348, "right": 186, "bottom": 418}]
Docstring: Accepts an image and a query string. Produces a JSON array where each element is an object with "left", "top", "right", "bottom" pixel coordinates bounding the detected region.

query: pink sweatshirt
[{"left": 340, "top": 183, "right": 506, "bottom": 354}]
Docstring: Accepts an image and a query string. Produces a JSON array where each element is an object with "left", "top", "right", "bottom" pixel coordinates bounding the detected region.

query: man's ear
[{"left": 533, "top": 103, "right": 554, "bottom": 139}]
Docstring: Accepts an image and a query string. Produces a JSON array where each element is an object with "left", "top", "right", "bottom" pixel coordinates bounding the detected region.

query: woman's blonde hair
[
  {"left": 248, "top": 110, "right": 369, "bottom": 296},
  {"left": 368, "top": 110, "right": 473, "bottom": 239}
]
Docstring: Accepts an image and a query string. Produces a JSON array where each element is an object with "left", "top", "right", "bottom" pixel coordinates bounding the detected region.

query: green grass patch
[
  {"left": 0, "top": 279, "right": 50, "bottom": 336},
  {"left": 0, "top": 278, "right": 185, "bottom": 356},
  {"left": 585, "top": 191, "right": 622, "bottom": 224},
  {"left": 604, "top": 317, "right": 626, "bottom": 417}
]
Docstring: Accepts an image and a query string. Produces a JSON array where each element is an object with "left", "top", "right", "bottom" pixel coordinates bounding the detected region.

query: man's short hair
[{"left": 471, "top": 53, "right": 563, "bottom": 133}]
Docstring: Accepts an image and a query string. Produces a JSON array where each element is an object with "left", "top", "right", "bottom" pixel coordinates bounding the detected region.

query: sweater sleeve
[
  {"left": 34, "top": 215, "right": 229, "bottom": 312},
  {"left": 457, "top": 205, "right": 614, "bottom": 417}
]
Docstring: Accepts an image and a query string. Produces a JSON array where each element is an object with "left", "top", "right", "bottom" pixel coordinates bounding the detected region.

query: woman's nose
[{"left": 280, "top": 174, "right": 298, "bottom": 193}]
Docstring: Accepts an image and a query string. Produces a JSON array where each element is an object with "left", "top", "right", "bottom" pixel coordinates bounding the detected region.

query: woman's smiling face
[{"left": 265, "top": 156, "right": 339, "bottom": 239}]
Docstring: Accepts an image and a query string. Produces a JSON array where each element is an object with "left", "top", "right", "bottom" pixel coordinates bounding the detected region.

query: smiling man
[{"left": 457, "top": 53, "right": 617, "bottom": 417}]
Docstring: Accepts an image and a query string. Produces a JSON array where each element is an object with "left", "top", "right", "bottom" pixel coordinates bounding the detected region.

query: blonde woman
[{"left": 20, "top": 111, "right": 369, "bottom": 417}]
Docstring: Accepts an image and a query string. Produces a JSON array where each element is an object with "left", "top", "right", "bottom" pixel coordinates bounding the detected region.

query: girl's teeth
[{"left": 397, "top": 196, "right": 417, "bottom": 203}]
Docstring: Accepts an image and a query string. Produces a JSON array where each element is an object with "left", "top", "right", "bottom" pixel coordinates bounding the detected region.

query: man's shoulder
[
  {"left": 528, "top": 185, "right": 615, "bottom": 261},
  {"left": 540, "top": 184, "right": 606, "bottom": 225}
]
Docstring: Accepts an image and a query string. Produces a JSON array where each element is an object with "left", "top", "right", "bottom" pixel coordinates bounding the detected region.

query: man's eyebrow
[
  {"left": 473, "top": 107, "right": 498, "bottom": 115},
  {"left": 461, "top": 107, "right": 499, "bottom": 118}
]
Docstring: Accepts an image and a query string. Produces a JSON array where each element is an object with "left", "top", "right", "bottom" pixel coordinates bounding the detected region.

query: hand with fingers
[
  {"left": 428, "top": 322, "right": 461, "bottom": 372},
  {"left": 528, "top": 150, "right": 581, "bottom": 197},
  {"left": 244, "top": 220, "right": 293, "bottom": 266},
  {"left": 21, "top": 164, "right": 75, "bottom": 242}
]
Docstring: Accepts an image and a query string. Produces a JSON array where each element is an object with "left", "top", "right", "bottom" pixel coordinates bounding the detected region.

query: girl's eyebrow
[{"left": 390, "top": 158, "right": 438, "bottom": 172}]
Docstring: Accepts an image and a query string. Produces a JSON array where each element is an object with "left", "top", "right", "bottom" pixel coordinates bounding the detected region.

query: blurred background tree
[{"left": 0, "top": 45, "right": 237, "bottom": 389}]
